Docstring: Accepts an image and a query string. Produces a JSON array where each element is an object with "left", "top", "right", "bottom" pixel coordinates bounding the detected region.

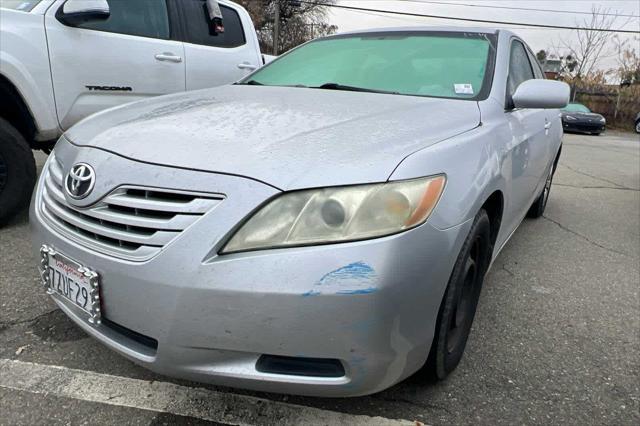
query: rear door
[
  {"left": 503, "top": 39, "right": 550, "bottom": 232},
  {"left": 45, "top": 0, "right": 186, "bottom": 130},
  {"left": 178, "top": 0, "right": 262, "bottom": 91}
]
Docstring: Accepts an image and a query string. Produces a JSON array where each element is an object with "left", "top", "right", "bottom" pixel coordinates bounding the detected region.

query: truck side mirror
[
  {"left": 206, "top": 0, "right": 225, "bottom": 33},
  {"left": 57, "top": 0, "right": 110, "bottom": 27}
]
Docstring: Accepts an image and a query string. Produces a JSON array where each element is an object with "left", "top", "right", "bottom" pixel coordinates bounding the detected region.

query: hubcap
[
  {"left": 447, "top": 237, "right": 481, "bottom": 354},
  {"left": 0, "top": 153, "right": 7, "bottom": 193},
  {"left": 636, "top": 122, "right": 640, "bottom": 133}
]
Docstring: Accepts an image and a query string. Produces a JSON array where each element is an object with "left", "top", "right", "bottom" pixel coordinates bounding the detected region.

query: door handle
[
  {"left": 237, "top": 62, "right": 257, "bottom": 71},
  {"left": 545, "top": 119, "right": 551, "bottom": 135},
  {"left": 155, "top": 53, "right": 182, "bottom": 63}
]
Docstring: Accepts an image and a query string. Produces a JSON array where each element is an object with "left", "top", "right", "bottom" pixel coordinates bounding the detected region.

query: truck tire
[{"left": 0, "top": 117, "right": 37, "bottom": 226}]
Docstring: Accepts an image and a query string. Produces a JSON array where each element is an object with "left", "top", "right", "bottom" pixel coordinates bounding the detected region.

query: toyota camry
[{"left": 31, "top": 27, "right": 569, "bottom": 397}]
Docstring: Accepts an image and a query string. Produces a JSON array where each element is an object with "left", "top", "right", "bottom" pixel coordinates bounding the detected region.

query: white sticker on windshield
[{"left": 454, "top": 84, "right": 474, "bottom": 95}]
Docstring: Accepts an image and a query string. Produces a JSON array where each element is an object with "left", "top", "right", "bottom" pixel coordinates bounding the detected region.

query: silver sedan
[{"left": 30, "top": 26, "right": 569, "bottom": 397}]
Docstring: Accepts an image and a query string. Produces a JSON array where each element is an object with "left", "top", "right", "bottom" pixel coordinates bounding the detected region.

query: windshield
[
  {"left": 0, "top": 0, "right": 41, "bottom": 11},
  {"left": 243, "top": 32, "right": 496, "bottom": 100},
  {"left": 563, "top": 103, "right": 591, "bottom": 113}
]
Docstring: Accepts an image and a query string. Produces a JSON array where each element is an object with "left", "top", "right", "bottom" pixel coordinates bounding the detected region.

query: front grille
[{"left": 40, "top": 154, "right": 224, "bottom": 261}]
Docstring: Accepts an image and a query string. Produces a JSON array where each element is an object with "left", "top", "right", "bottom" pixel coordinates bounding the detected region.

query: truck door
[
  {"left": 179, "top": 0, "right": 262, "bottom": 91},
  {"left": 45, "top": 0, "right": 186, "bottom": 130}
]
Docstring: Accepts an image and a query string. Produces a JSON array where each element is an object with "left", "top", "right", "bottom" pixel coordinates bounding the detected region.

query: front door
[
  {"left": 503, "top": 39, "right": 550, "bottom": 233},
  {"left": 45, "top": 0, "right": 186, "bottom": 130}
]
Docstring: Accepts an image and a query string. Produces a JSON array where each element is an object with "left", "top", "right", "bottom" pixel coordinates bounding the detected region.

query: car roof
[{"left": 336, "top": 26, "right": 504, "bottom": 37}]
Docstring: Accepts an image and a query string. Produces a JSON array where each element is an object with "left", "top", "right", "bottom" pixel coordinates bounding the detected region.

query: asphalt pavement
[{"left": 1, "top": 132, "right": 638, "bottom": 425}]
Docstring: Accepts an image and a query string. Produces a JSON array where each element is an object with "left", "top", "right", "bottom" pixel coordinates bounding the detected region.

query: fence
[{"left": 574, "top": 85, "right": 640, "bottom": 131}]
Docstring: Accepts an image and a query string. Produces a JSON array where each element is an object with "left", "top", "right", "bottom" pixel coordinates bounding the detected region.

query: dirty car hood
[{"left": 65, "top": 85, "right": 481, "bottom": 190}]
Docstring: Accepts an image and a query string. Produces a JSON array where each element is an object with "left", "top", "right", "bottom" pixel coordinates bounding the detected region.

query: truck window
[
  {"left": 74, "top": 0, "right": 170, "bottom": 40},
  {"left": 182, "top": 1, "right": 246, "bottom": 48}
]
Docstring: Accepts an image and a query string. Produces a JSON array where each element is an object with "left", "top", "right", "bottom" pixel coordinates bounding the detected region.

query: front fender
[
  {"left": 0, "top": 11, "right": 60, "bottom": 139},
  {"left": 389, "top": 124, "right": 507, "bottom": 231}
]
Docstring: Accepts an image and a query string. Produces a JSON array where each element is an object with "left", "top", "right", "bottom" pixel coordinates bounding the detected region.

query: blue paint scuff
[
  {"left": 336, "top": 288, "right": 377, "bottom": 295},
  {"left": 317, "top": 262, "right": 377, "bottom": 286},
  {"left": 301, "top": 262, "right": 378, "bottom": 297}
]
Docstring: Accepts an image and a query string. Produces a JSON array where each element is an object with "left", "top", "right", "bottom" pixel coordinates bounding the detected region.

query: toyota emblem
[{"left": 65, "top": 163, "right": 96, "bottom": 200}]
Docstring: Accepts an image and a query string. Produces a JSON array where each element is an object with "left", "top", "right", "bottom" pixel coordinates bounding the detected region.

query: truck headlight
[{"left": 221, "top": 175, "right": 446, "bottom": 253}]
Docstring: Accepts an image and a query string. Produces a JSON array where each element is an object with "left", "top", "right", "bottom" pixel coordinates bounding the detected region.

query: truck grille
[{"left": 40, "top": 154, "right": 223, "bottom": 261}]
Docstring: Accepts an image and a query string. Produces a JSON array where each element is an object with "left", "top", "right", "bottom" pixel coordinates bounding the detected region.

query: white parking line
[{"left": 0, "top": 359, "right": 418, "bottom": 426}]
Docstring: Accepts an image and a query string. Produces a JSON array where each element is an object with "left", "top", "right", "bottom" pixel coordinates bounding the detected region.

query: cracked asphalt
[{"left": 1, "top": 132, "right": 639, "bottom": 425}]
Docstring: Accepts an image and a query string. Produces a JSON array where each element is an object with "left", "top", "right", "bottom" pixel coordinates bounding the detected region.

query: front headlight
[
  {"left": 599, "top": 116, "right": 606, "bottom": 123},
  {"left": 564, "top": 115, "right": 577, "bottom": 121},
  {"left": 222, "top": 175, "right": 446, "bottom": 253}
]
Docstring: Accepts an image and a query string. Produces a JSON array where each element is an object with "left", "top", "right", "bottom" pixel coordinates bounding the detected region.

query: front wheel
[
  {"left": 425, "top": 210, "right": 492, "bottom": 380},
  {"left": 635, "top": 121, "right": 640, "bottom": 134},
  {"left": 0, "top": 118, "right": 36, "bottom": 226}
]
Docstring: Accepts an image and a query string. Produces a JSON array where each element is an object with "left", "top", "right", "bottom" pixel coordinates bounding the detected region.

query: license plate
[{"left": 40, "top": 245, "right": 101, "bottom": 325}]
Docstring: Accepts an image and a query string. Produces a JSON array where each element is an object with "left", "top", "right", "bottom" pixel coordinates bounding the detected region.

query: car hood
[
  {"left": 562, "top": 111, "right": 604, "bottom": 120},
  {"left": 65, "top": 85, "right": 480, "bottom": 190}
]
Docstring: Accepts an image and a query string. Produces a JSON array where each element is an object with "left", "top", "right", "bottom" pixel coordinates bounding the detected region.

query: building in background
[{"left": 542, "top": 58, "right": 562, "bottom": 80}]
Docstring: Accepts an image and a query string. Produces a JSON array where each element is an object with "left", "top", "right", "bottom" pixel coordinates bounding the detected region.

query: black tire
[
  {"left": 527, "top": 163, "right": 555, "bottom": 219},
  {"left": 635, "top": 120, "right": 640, "bottom": 134},
  {"left": 425, "top": 210, "right": 492, "bottom": 380},
  {"left": 0, "top": 118, "right": 36, "bottom": 226}
]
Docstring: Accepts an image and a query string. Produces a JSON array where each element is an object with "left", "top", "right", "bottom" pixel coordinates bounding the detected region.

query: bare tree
[
  {"left": 236, "top": 0, "right": 337, "bottom": 54},
  {"left": 613, "top": 35, "right": 640, "bottom": 86},
  {"left": 555, "top": 6, "right": 627, "bottom": 98}
]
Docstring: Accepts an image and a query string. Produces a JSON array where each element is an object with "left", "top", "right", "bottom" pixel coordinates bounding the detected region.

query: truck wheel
[{"left": 0, "top": 118, "right": 36, "bottom": 226}]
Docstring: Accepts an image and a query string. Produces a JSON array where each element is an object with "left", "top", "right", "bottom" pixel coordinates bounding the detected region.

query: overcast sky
[{"left": 327, "top": 0, "right": 640, "bottom": 72}]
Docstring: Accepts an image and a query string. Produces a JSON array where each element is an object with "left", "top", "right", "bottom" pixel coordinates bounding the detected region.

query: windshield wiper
[
  {"left": 313, "top": 83, "right": 399, "bottom": 95},
  {"left": 239, "top": 81, "right": 311, "bottom": 89}
]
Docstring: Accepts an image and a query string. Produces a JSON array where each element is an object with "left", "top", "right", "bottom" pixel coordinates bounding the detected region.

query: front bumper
[
  {"left": 30, "top": 142, "right": 470, "bottom": 397},
  {"left": 562, "top": 120, "right": 606, "bottom": 134}
]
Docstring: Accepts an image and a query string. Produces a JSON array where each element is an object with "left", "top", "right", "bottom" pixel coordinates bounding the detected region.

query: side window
[
  {"left": 182, "top": 1, "right": 246, "bottom": 48},
  {"left": 507, "top": 40, "right": 535, "bottom": 100},
  {"left": 74, "top": 0, "right": 170, "bottom": 40},
  {"left": 527, "top": 50, "right": 545, "bottom": 79}
]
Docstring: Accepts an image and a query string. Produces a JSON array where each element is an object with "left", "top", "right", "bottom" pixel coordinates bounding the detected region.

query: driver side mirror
[
  {"left": 206, "top": 0, "right": 225, "bottom": 33},
  {"left": 512, "top": 80, "right": 570, "bottom": 109},
  {"left": 57, "top": 0, "right": 110, "bottom": 26}
]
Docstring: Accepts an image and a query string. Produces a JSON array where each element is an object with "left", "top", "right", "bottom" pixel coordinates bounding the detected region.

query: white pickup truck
[{"left": 0, "top": 0, "right": 263, "bottom": 224}]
